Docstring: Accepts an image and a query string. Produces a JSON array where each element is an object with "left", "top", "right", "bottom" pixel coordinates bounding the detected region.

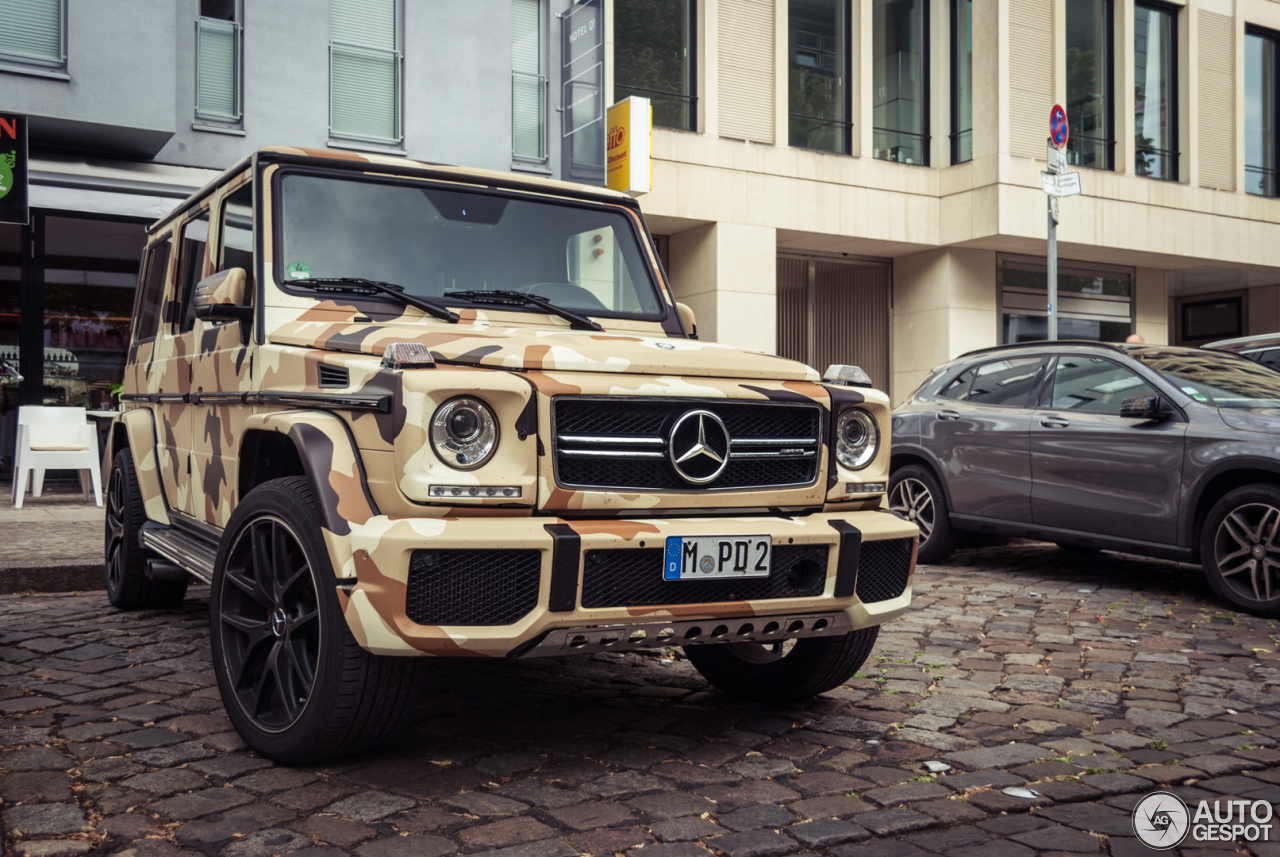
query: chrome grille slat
[{"left": 552, "top": 397, "right": 823, "bottom": 492}]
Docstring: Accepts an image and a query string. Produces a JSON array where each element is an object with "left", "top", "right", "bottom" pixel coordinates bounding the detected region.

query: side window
[
  {"left": 219, "top": 183, "right": 254, "bottom": 294},
  {"left": 938, "top": 367, "right": 976, "bottom": 400},
  {"left": 133, "top": 237, "right": 172, "bottom": 342},
  {"left": 965, "top": 357, "right": 1042, "bottom": 407},
  {"left": 173, "top": 213, "right": 211, "bottom": 333},
  {"left": 1254, "top": 349, "right": 1280, "bottom": 373},
  {"left": 1048, "top": 356, "right": 1155, "bottom": 414}
]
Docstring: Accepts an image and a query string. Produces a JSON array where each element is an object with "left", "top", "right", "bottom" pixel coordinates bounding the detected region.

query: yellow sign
[{"left": 606, "top": 96, "right": 651, "bottom": 195}]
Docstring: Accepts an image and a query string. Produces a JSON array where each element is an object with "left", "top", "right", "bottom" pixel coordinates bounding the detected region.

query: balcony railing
[
  {"left": 873, "top": 127, "right": 928, "bottom": 165},
  {"left": 614, "top": 83, "right": 697, "bottom": 132},
  {"left": 1135, "top": 145, "right": 1179, "bottom": 181},
  {"left": 1067, "top": 134, "right": 1116, "bottom": 171},
  {"left": 1246, "top": 164, "right": 1279, "bottom": 198},
  {"left": 789, "top": 112, "right": 853, "bottom": 154},
  {"left": 950, "top": 128, "right": 972, "bottom": 164}
]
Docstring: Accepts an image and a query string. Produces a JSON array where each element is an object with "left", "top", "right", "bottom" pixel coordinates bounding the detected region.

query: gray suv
[{"left": 890, "top": 341, "right": 1280, "bottom": 615}]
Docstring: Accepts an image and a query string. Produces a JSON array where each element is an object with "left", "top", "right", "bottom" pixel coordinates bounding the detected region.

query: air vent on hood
[{"left": 318, "top": 365, "right": 349, "bottom": 388}]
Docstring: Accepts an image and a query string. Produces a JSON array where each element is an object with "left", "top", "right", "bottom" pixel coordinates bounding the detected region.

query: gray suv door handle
[
  {"left": 937, "top": 410, "right": 961, "bottom": 421},
  {"left": 1040, "top": 416, "right": 1070, "bottom": 428}
]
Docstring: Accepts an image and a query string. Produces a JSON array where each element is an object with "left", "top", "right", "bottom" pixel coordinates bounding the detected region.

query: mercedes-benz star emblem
[{"left": 668, "top": 410, "right": 731, "bottom": 485}]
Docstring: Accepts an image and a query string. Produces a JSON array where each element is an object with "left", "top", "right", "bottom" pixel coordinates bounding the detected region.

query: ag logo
[
  {"left": 0, "top": 151, "right": 13, "bottom": 201},
  {"left": 1133, "top": 791, "right": 1189, "bottom": 849}
]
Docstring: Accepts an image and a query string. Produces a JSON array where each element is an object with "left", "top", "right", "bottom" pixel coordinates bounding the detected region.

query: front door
[
  {"left": 190, "top": 180, "right": 256, "bottom": 527},
  {"left": 923, "top": 356, "right": 1044, "bottom": 522},
  {"left": 1030, "top": 354, "right": 1187, "bottom": 544}
]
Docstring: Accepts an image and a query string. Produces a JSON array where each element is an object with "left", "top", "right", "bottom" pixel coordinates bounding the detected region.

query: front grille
[
  {"left": 553, "top": 398, "right": 822, "bottom": 492},
  {"left": 581, "top": 544, "right": 829, "bottom": 608},
  {"left": 855, "top": 538, "right": 914, "bottom": 603},
  {"left": 406, "top": 549, "right": 541, "bottom": 626}
]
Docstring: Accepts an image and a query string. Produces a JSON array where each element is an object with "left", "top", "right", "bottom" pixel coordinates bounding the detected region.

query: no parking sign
[{"left": 1050, "top": 104, "right": 1069, "bottom": 149}]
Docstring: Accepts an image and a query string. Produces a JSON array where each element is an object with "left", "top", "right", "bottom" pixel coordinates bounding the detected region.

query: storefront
[{"left": 0, "top": 157, "right": 218, "bottom": 479}]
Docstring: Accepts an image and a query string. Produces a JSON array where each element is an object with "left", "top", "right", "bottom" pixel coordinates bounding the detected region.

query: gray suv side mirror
[
  {"left": 193, "top": 268, "right": 253, "bottom": 322},
  {"left": 1120, "top": 393, "right": 1166, "bottom": 421}
]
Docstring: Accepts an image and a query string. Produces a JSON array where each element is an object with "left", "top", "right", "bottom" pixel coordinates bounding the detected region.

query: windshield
[
  {"left": 277, "top": 173, "right": 664, "bottom": 318},
  {"left": 1130, "top": 348, "right": 1280, "bottom": 408}
]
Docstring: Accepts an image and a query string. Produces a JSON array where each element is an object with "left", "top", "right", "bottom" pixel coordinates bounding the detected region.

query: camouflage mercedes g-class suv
[{"left": 105, "top": 147, "right": 917, "bottom": 763}]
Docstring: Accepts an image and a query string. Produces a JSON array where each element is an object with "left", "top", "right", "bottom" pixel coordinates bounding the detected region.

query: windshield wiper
[
  {"left": 444, "top": 290, "right": 603, "bottom": 331},
  {"left": 302, "top": 277, "right": 460, "bottom": 323}
]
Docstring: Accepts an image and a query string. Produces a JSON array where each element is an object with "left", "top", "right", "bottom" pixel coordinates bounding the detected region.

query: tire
[
  {"left": 683, "top": 626, "right": 880, "bottom": 703},
  {"left": 1200, "top": 484, "right": 1280, "bottom": 617},
  {"left": 105, "top": 449, "right": 189, "bottom": 610},
  {"left": 889, "top": 464, "right": 958, "bottom": 564},
  {"left": 209, "top": 476, "right": 422, "bottom": 764}
]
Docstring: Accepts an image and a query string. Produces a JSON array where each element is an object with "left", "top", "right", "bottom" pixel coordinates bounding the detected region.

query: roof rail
[{"left": 957, "top": 340, "right": 1127, "bottom": 360}]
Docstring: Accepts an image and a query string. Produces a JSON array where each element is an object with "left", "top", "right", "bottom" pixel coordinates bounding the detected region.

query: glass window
[
  {"left": 512, "top": 0, "right": 545, "bottom": 161},
  {"left": 1049, "top": 356, "right": 1154, "bottom": 414},
  {"left": 1246, "top": 28, "right": 1278, "bottom": 197},
  {"left": 873, "top": 0, "right": 928, "bottom": 165},
  {"left": 174, "top": 214, "right": 210, "bottom": 334},
  {"left": 196, "top": 0, "right": 241, "bottom": 124},
  {"left": 1255, "top": 348, "right": 1280, "bottom": 373},
  {"left": 950, "top": 0, "right": 972, "bottom": 164},
  {"left": 1067, "top": 0, "right": 1114, "bottom": 170},
  {"left": 0, "top": 0, "right": 65, "bottom": 70},
  {"left": 966, "top": 357, "right": 1042, "bottom": 406},
  {"left": 789, "top": 0, "right": 850, "bottom": 154},
  {"left": 1130, "top": 348, "right": 1280, "bottom": 408},
  {"left": 1134, "top": 3, "right": 1175, "bottom": 179},
  {"left": 330, "top": 0, "right": 401, "bottom": 144},
  {"left": 134, "top": 238, "right": 172, "bottom": 343},
  {"left": 614, "top": 0, "right": 695, "bottom": 131},
  {"left": 219, "top": 184, "right": 254, "bottom": 295},
  {"left": 938, "top": 366, "right": 976, "bottom": 399},
  {"left": 1000, "top": 257, "right": 1133, "bottom": 344},
  {"left": 278, "top": 174, "right": 664, "bottom": 318},
  {"left": 1180, "top": 296, "right": 1241, "bottom": 342}
]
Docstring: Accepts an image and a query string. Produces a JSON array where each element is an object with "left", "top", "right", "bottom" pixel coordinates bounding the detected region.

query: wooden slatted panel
[
  {"left": 776, "top": 256, "right": 809, "bottom": 365},
  {"left": 814, "top": 262, "right": 890, "bottom": 391},
  {"left": 1008, "top": 0, "right": 1054, "bottom": 160},
  {"left": 719, "top": 0, "right": 775, "bottom": 143},
  {"left": 1198, "top": 11, "right": 1235, "bottom": 190}
]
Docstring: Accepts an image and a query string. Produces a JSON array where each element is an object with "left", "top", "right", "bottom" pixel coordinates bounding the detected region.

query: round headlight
[
  {"left": 431, "top": 397, "right": 498, "bottom": 470},
  {"left": 835, "top": 408, "right": 879, "bottom": 470}
]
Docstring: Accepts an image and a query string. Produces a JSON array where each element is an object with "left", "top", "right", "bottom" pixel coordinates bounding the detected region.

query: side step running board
[{"left": 139, "top": 522, "right": 218, "bottom": 584}]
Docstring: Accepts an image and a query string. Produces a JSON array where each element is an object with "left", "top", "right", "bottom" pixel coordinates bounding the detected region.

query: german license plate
[{"left": 663, "top": 535, "right": 772, "bottom": 581}]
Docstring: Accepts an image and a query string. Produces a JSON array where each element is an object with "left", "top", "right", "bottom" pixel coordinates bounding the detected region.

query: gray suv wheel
[
  {"left": 889, "top": 464, "right": 957, "bottom": 564},
  {"left": 1202, "top": 485, "right": 1280, "bottom": 616}
]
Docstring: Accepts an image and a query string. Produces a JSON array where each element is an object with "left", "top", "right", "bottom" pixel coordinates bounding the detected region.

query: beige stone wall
[
  {"left": 667, "top": 222, "right": 779, "bottom": 354},
  {"left": 1135, "top": 268, "right": 1170, "bottom": 346},
  {"left": 1249, "top": 287, "right": 1280, "bottom": 336}
]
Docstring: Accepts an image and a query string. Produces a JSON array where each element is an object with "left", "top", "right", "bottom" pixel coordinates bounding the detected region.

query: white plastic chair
[{"left": 12, "top": 406, "right": 102, "bottom": 509}]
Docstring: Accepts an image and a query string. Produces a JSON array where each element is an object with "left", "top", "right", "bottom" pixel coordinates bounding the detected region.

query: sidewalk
[{"left": 0, "top": 486, "right": 104, "bottom": 594}]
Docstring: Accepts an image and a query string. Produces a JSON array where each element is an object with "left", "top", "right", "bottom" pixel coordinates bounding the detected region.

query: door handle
[
  {"left": 1040, "top": 416, "right": 1070, "bottom": 428},
  {"left": 937, "top": 410, "right": 960, "bottom": 421}
]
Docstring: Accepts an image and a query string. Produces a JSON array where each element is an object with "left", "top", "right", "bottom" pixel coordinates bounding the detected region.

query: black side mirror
[{"left": 1120, "top": 393, "right": 1165, "bottom": 421}]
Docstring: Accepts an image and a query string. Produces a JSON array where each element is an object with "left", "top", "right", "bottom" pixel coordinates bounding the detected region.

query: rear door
[
  {"left": 1030, "top": 353, "right": 1186, "bottom": 544},
  {"left": 922, "top": 356, "right": 1043, "bottom": 522},
  {"left": 153, "top": 209, "right": 211, "bottom": 517}
]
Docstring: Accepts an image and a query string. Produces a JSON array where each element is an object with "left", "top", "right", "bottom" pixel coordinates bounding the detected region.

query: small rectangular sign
[
  {"left": 0, "top": 112, "right": 28, "bottom": 226},
  {"left": 1046, "top": 143, "right": 1067, "bottom": 175},
  {"left": 1041, "top": 170, "right": 1082, "bottom": 197},
  {"left": 606, "top": 96, "right": 651, "bottom": 195}
]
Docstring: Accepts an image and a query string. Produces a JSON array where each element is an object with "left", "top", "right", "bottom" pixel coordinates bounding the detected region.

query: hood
[
  {"left": 270, "top": 320, "right": 821, "bottom": 381},
  {"left": 1219, "top": 408, "right": 1280, "bottom": 434}
]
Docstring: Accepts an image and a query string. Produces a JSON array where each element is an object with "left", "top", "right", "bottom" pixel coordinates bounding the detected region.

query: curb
[{"left": 0, "top": 561, "right": 104, "bottom": 594}]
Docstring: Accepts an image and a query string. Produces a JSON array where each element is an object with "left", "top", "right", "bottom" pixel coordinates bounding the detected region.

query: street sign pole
[
  {"left": 1046, "top": 105, "right": 1070, "bottom": 341},
  {"left": 1048, "top": 172, "right": 1057, "bottom": 341}
]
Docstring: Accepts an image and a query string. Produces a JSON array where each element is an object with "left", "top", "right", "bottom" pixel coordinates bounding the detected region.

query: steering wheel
[{"left": 512, "top": 282, "right": 608, "bottom": 311}]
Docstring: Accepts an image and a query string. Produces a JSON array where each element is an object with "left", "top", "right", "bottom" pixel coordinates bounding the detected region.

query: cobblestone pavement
[{"left": 3, "top": 544, "right": 1280, "bottom": 857}]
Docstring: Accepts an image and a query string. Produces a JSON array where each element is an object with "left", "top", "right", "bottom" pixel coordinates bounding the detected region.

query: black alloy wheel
[
  {"left": 218, "top": 515, "right": 321, "bottom": 732},
  {"left": 105, "top": 448, "right": 188, "bottom": 609},
  {"left": 888, "top": 464, "right": 957, "bottom": 564},
  {"left": 211, "top": 477, "right": 423, "bottom": 763}
]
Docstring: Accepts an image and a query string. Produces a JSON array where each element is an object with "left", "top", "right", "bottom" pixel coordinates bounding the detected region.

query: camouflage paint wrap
[
  {"left": 192, "top": 267, "right": 247, "bottom": 312},
  {"left": 117, "top": 147, "right": 917, "bottom": 662},
  {"left": 114, "top": 408, "right": 171, "bottom": 526}
]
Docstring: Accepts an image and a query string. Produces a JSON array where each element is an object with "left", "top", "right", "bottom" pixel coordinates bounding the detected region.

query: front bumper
[{"left": 335, "top": 510, "right": 918, "bottom": 657}]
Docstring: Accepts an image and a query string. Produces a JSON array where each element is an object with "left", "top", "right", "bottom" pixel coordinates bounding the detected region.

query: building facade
[{"left": 0, "top": 0, "right": 1277, "bottom": 446}]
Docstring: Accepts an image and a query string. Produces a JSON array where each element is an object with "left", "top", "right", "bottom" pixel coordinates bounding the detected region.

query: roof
[
  {"left": 148, "top": 146, "right": 635, "bottom": 234},
  {"left": 1204, "top": 332, "right": 1280, "bottom": 352},
  {"left": 956, "top": 340, "right": 1127, "bottom": 360}
]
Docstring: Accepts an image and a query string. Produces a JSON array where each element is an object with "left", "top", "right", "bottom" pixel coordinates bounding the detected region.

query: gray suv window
[
  {"left": 1048, "top": 356, "right": 1155, "bottom": 414},
  {"left": 966, "top": 357, "right": 1042, "bottom": 406}
]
